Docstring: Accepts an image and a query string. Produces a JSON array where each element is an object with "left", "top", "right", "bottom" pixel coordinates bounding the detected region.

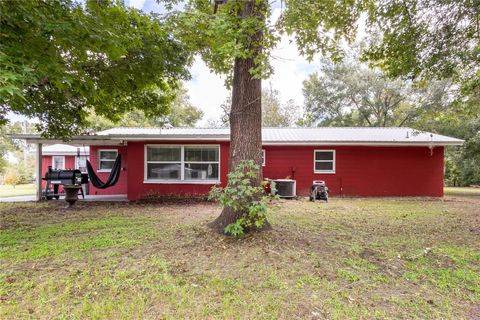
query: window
[
  {"left": 314, "top": 150, "right": 335, "bottom": 173},
  {"left": 262, "top": 149, "right": 266, "bottom": 166},
  {"left": 145, "top": 145, "right": 220, "bottom": 182},
  {"left": 52, "top": 156, "right": 65, "bottom": 170},
  {"left": 98, "top": 150, "right": 118, "bottom": 171}
]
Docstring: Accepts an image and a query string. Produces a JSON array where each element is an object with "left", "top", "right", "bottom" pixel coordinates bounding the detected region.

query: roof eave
[
  {"left": 8, "top": 134, "right": 124, "bottom": 145},
  {"left": 8, "top": 134, "right": 464, "bottom": 146},
  {"left": 108, "top": 134, "right": 231, "bottom": 141},
  {"left": 262, "top": 141, "right": 464, "bottom": 146}
]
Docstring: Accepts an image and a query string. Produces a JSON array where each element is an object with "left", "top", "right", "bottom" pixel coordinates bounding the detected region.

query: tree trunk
[{"left": 209, "top": 1, "right": 269, "bottom": 234}]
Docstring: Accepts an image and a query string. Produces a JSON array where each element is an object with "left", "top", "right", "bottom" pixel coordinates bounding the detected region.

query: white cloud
[
  {"left": 188, "top": 8, "right": 321, "bottom": 126},
  {"left": 183, "top": 59, "right": 230, "bottom": 126}
]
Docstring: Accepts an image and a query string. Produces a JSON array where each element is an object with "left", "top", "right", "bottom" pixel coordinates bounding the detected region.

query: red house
[{"left": 17, "top": 127, "right": 463, "bottom": 200}]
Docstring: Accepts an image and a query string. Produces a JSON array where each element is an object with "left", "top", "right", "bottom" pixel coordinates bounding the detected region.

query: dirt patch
[{"left": 1, "top": 198, "right": 479, "bottom": 319}]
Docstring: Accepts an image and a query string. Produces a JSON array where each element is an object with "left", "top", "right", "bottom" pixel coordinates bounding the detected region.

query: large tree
[
  {"left": 0, "top": 0, "right": 190, "bottom": 138},
  {"left": 163, "top": 0, "right": 368, "bottom": 232},
  {"left": 301, "top": 60, "right": 452, "bottom": 127}
]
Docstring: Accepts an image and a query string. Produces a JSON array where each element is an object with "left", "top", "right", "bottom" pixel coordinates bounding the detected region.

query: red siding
[
  {"left": 126, "top": 141, "right": 229, "bottom": 201},
  {"left": 41, "top": 155, "right": 76, "bottom": 189},
  {"left": 88, "top": 146, "right": 128, "bottom": 195},
  {"left": 90, "top": 142, "right": 444, "bottom": 200},
  {"left": 262, "top": 145, "right": 444, "bottom": 197}
]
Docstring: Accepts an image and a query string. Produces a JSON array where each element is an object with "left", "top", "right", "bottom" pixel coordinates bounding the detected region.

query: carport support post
[{"left": 35, "top": 143, "right": 42, "bottom": 201}]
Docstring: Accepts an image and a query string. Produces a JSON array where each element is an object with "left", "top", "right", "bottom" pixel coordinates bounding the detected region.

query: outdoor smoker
[
  {"left": 43, "top": 167, "right": 88, "bottom": 200},
  {"left": 309, "top": 180, "right": 329, "bottom": 202}
]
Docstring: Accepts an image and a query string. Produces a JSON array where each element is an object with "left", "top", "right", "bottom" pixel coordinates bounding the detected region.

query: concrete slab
[{"left": 0, "top": 195, "right": 36, "bottom": 202}]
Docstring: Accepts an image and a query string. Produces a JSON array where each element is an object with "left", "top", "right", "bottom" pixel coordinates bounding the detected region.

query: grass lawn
[
  {"left": 0, "top": 184, "right": 35, "bottom": 198},
  {"left": 1, "top": 197, "right": 479, "bottom": 319},
  {"left": 445, "top": 186, "right": 480, "bottom": 196}
]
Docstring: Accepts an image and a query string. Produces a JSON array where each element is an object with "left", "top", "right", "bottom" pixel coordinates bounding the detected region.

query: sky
[{"left": 126, "top": 0, "right": 322, "bottom": 126}]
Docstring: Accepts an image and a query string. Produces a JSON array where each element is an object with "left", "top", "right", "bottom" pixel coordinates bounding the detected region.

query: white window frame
[
  {"left": 262, "top": 149, "right": 266, "bottom": 166},
  {"left": 52, "top": 156, "right": 65, "bottom": 170},
  {"left": 314, "top": 149, "right": 336, "bottom": 174},
  {"left": 144, "top": 144, "right": 221, "bottom": 184},
  {"left": 98, "top": 149, "right": 118, "bottom": 172}
]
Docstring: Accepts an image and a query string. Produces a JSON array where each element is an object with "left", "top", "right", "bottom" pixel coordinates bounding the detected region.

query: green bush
[{"left": 209, "top": 160, "right": 275, "bottom": 237}]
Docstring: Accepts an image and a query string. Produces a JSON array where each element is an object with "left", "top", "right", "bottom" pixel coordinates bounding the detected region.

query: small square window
[
  {"left": 314, "top": 150, "right": 335, "bottom": 173},
  {"left": 99, "top": 150, "right": 118, "bottom": 171}
]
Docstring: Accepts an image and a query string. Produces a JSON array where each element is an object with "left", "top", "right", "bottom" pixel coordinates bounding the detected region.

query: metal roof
[
  {"left": 95, "top": 127, "right": 463, "bottom": 146},
  {"left": 11, "top": 127, "right": 464, "bottom": 146},
  {"left": 42, "top": 144, "right": 90, "bottom": 156}
]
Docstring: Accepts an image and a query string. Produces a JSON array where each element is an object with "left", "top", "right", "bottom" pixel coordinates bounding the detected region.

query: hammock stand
[{"left": 86, "top": 154, "right": 122, "bottom": 189}]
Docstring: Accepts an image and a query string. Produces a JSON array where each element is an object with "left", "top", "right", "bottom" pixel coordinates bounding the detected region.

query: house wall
[
  {"left": 126, "top": 141, "right": 230, "bottom": 201},
  {"left": 262, "top": 145, "right": 444, "bottom": 197},
  {"left": 88, "top": 146, "right": 128, "bottom": 195},
  {"left": 89, "top": 142, "right": 444, "bottom": 200},
  {"left": 41, "top": 155, "right": 76, "bottom": 189}
]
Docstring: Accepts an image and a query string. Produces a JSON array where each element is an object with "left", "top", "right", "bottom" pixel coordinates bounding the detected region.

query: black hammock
[{"left": 86, "top": 154, "right": 122, "bottom": 189}]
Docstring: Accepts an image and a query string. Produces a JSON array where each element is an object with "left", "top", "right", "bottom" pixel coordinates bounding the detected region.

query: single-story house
[{"left": 14, "top": 127, "right": 463, "bottom": 200}]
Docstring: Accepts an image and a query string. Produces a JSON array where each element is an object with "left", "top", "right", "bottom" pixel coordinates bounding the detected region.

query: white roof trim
[
  {"left": 9, "top": 127, "right": 464, "bottom": 146},
  {"left": 42, "top": 144, "right": 90, "bottom": 156}
]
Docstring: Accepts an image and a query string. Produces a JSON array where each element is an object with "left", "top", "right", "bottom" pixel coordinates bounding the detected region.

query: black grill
[{"left": 43, "top": 167, "right": 88, "bottom": 200}]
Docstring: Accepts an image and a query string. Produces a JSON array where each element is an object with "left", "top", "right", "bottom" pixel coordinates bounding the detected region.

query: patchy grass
[
  {"left": 0, "top": 196, "right": 479, "bottom": 319},
  {"left": 445, "top": 187, "right": 480, "bottom": 197},
  {"left": 0, "top": 184, "right": 35, "bottom": 198}
]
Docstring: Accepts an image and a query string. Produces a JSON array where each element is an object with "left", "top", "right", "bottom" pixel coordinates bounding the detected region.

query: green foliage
[
  {"left": 262, "top": 88, "right": 299, "bottom": 127},
  {"left": 4, "top": 168, "right": 20, "bottom": 188},
  {"left": 163, "top": 0, "right": 368, "bottom": 84},
  {"left": 0, "top": 121, "right": 37, "bottom": 174},
  {"left": 282, "top": 0, "right": 374, "bottom": 62},
  {"left": 363, "top": 0, "right": 479, "bottom": 92},
  {"left": 86, "top": 84, "right": 203, "bottom": 131},
  {"left": 209, "top": 160, "right": 273, "bottom": 236},
  {"left": 218, "top": 88, "right": 300, "bottom": 127},
  {"left": 168, "top": 0, "right": 279, "bottom": 83},
  {"left": 416, "top": 92, "right": 480, "bottom": 186},
  {"left": 300, "top": 56, "right": 452, "bottom": 127},
  {"left": 164, "top": 85, "right": 204, "bottom": 127},
  {"left": 0, "top": 0, "right": 191, "bottom": 138}
]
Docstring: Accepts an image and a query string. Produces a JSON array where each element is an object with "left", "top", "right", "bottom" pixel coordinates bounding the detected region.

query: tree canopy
[
  {"left": 164, "top": 0, "right": 369, "bottom": 81},
  {"left": 0, "top": 0, "right": 191, "bottom": 138},
  {"left": 218, "top": 88, "right": 299, "bottom": 127},
  {"left": 363, "top": 0, "right": 479, "bottom": 92},
  {"left": 86, "top": 84, "right": 203, "bottom": 131},
  {"left": 301, "top": 59, "right": 453, "bottom": 127}
]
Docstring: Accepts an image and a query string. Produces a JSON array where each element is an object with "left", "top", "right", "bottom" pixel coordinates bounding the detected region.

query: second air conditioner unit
[{"left": 272, "top": 179, "right": 296, "bottom": 198}]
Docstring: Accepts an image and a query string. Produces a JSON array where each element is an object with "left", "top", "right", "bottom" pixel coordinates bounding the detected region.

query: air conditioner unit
[{"left": 273, "top": 179, "right": 296, "bottom": 198}]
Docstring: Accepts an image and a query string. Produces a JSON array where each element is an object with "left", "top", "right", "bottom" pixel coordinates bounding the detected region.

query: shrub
[
  {"left": 209, "top": 160, "right": 276, "bottom": 237},
  {"left": 4, "top": 168, "right": 20, "bottom": 188}
]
